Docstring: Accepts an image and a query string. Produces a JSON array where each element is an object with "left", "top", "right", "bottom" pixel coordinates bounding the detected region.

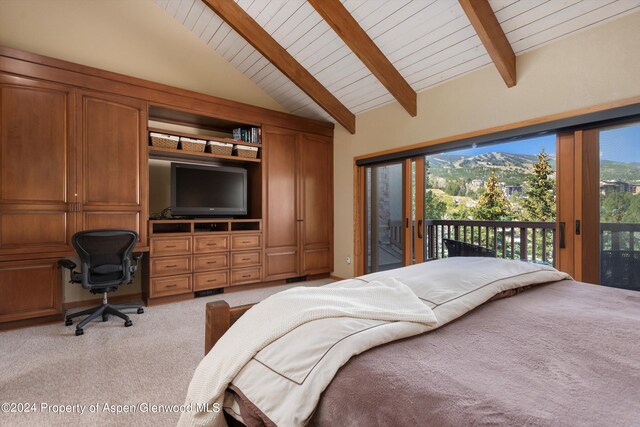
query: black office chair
[{"left": 59, "top": 229, "right": 144, "bottom": 336}]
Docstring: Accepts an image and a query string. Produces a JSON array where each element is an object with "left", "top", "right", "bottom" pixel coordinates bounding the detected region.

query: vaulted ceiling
[{"left": 155, "top": 0, "right": 640, "bottom": 131}]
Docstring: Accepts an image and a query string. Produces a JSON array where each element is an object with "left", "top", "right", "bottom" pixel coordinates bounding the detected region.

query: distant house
[
  {"left": 504, "top": 185, "right": 523, "bottom": 197},
  {"left": 470, "top": 179, "right": 484, "bottom": 189},
  {"left": 600, "top": 180, "right": 633, "bottom": 195}
]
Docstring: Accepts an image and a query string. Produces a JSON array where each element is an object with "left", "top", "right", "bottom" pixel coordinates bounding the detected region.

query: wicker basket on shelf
[
  {"left": 149, "top": 132, "right": 179, "bottom": 149},
  {"left": 206, "top": 141, "right": 233, "bottom": 156},
  {"left": 180, "top": 137, "right": 206, "bottom": 152},
  {"left": 234, "top": 145, "right": 259, "bottom": 159}
]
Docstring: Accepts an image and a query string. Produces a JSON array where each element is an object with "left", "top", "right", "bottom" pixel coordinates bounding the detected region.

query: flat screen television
[{"left": 171, "top": 163, "right": 247, "bottom": 217}]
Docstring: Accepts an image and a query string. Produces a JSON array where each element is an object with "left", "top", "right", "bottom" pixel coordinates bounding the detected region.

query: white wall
[
  {"left": 0, "top": 0, "right": 285, "bottom": 111},
  {"left": 332, "top": 11, "right": 640, "bottom": 279}
]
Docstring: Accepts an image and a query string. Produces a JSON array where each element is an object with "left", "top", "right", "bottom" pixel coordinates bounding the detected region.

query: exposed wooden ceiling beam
[
  {"left": 459, "top": 0, "right": 516, "bottom": 87},
  {"left": 308, "top": 0, "right": 417, "bottom": 117},
  {"left": 202, "top": 0, "right": 356, "bottom": 134}
]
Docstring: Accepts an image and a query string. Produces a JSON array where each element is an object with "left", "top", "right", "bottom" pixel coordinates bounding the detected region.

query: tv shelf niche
[{"left": 143, "top": 219, "right": 263, "bottom": 305}]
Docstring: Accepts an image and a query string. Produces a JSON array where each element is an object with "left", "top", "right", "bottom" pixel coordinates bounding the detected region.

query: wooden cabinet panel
[
  {"left": 264, "top": 250, "right": 298, "bottom": 279},
  {"left": 303, "top": 247, "right": 331, "bottom": 275},
  {"left": 231, "top": 251, "right": 260, "bottom": 268},
  {"left": 0, "top": 259, "right": 62, "bottom": 322},
  {"left": 194, "top": 235, "right": 229, "bottom": 253},
  {"left": 0, "top": 212, "right": 68, "bottom": 246},
  {"left": 0, "top": 76, "right": 76, "bottom": 256},
  {"left": 149, "top": 274, "right": 192, "bottom": 297},
  {"left": 194, "top": 270, "right": 228, "bottom": 291},
  {"left": 231, "top": 267, "right": 261, "bottom": 285},
  {"left": 300, "top": 133, "right": 332, "bottom": 274},
  {"left": 193, "top": 253, "right": 229, "bottom": 272},
  {"left": 150, "top": 237, "right": 191, "bottom": 257},
  {"left": 231, "top": 234, "right": 261, "bottom": 250},
  {"left": 150, "top": 255, "right": 191, "bottom": 277},
  {"left": 78, "top": 90, "right": 147, "bottom": 245},
  {"left": 264, "top": 127, "right": 299, "bottom": 280},
  {"left": 83, "top": 211, "right": 141, "bottom": 238}
]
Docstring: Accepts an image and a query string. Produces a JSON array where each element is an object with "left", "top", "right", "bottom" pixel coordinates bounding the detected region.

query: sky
[
  {"left": 600, "top": 123, "right": 640, "bottom": 163},
  {"left": 436, "top": 122, "right": 639, "bottom": 164},
  {"left": 441, "top": 134, "right": 556, "bottom": 157}
]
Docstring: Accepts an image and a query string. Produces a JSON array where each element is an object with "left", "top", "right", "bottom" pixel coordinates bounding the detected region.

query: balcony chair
[
  {"left": 59, "top": 229, "right": 144, "bottom": 336},
  {"left": 443, "top": 238, "right": 497, "bottom": 258},
  {"left": 601, "top": 250, "right": 640, "bottom": 291}
]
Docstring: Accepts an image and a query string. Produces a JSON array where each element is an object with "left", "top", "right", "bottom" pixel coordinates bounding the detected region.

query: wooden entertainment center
[{"left": 0, "top": 46, "right": 334, "bottom": 329}]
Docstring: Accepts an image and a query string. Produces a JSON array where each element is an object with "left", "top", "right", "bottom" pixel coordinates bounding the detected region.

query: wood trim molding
[
  {"left": 459, "top": 0, "right": 516, "bottom": 87},
  {"left": 201, "top": 0, "right": 355, "bottom": 134},
  {"left": 0, "top": 46, "right": 334, "bottom": 137},
  {"left": 354, "top": 96, "right": 640, "bottom": 162},
  {"left": 308, "top": 0, "right": 417, "bottom": 117}
]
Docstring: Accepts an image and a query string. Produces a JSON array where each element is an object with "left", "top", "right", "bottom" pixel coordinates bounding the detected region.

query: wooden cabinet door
[
  {"left": 300, "top": 133, "right": 333, "bottom": 275},
  {"left": 77, "top": 90, "right": 148, "bottom": 246},
  {"left": 0, "top": 258, "right": 62, "bottom": 322},
  {"left": 263, "top": 127, "right": 300, "bottom": 280},
  {"left": 0, "top": 75, "right": 76, "bottom": 257}
]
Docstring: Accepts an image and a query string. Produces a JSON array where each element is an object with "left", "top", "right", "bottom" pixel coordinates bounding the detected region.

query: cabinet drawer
[
  {"left": 194, "top": 235, "right": 229, "bottom": 253},
  {"left": 231, "top": 267, "right": 261, "bottom": 285},
  {"left": 150, "top": 274, "right": 192, "bottom": 297},
  {"left": 193, "top": 253, "right": 229, "bottom": 272},
  {"left": 150, "top": 255, "right": 191, "bottom": 277},
  {"left": 231, "top": 234, "right": 261, "bottom": 250},
  {"left": 194, "top": 271, "right": 228, "bottom": 291},
  {"left": 231, "top": 251, "right": 261, "bottom": 268},
  {"left": 151, "top": 237, "right": 191, "bottom": 257}
]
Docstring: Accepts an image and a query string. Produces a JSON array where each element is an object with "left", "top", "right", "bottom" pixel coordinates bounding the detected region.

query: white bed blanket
[
  {"left": 178, "top": 277, "right": 438, "bottom": 427},
  {"left": 181, "top": 258, "right": 570, "bottom": 427}
]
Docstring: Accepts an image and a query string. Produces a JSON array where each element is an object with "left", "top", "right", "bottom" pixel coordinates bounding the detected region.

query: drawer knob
[
  {"left": 165, "top": 245, "right": 176, "bottom": 248},
  {"left": 207, "top": 243, "right": 217, "bottom": 246},
  {"left": 242, "top": 241, "right": 251, "bottom": 244},
  {"left": 241, "top": 258, "right": 251, "bottom": 261},
  {"left": 165, "top": 284, "right": 177, "bottom": 288},
  {"left": 242, "top": 274, "right": 251, "bottom": 278},
  {"left": 165, "top": 265, "right": 177, "bottom": 268},
  {"left": 207, "top": 261, "right": 217, "bottom": 264},
  {"left": 207, "top": 279, "right": 217, "bottom": 283}
]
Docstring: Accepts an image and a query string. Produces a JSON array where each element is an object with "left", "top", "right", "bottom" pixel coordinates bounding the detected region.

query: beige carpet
[{"left": 0, "top": 278, "right": 333, "bottom": 427}]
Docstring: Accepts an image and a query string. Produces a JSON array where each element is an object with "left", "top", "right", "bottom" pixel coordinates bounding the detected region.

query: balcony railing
[
  {"left": 387, "top": 220, "right": 640, "bottom": 271},
  {"left": 425, "top": 219, "right": 557, "bottom": 265}
]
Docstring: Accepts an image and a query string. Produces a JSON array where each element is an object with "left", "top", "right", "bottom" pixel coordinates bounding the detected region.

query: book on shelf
[{"left": 232, "top": 126, "right": 261, "bottom": 144}]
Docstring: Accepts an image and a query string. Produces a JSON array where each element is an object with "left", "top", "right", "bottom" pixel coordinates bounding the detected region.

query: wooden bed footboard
[{"left": 205, "top": 301, "right": 254, "bottom": 354}]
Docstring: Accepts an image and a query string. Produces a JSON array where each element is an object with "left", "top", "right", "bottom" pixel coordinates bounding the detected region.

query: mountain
[
  {"left": 601, "top": 160, "right": 640, "bottom": 182},
  {"left": 427, "top": 152, "right": 556, "bottom": 174}
]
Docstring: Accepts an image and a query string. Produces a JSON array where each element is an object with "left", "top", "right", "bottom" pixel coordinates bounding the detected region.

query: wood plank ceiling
[{"left": 155, "top": 0, "right": 640, "bottom": 127}]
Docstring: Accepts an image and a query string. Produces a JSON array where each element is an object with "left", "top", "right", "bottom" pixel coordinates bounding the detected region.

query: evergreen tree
[
  {"left": 474, "top": 171, "right": 512, "bottom": 220},
  {"left": 424, "top": 161, "right": 446, "bottom": 219},
  {"left": 522, "top": 150, "right": 556, "bottom": 221}
]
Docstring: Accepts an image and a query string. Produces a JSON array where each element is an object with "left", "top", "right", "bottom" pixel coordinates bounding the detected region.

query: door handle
[
  {"left": 417, "top": 219, "right": 423, "bottom": 239},
  {"left": 575, "top": 220, "right": 581, "bottom": 236},
  {"left": 559, "top": 222, "right": 566, "bottom": 248}
]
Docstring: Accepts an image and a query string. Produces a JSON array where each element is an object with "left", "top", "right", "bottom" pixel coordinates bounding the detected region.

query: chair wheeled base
[{"left": 65, "top": 292, "right": 144, "bottom": 336}]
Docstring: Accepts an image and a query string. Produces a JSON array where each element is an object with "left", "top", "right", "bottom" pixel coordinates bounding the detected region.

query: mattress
[{"left": 307, "top": 280, "right": 640, "bottom": 426}]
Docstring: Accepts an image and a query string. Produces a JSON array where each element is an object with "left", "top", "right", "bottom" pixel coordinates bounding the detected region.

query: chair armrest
[{"left": 58, "top": 259, "right": 77, "bottom": 270}]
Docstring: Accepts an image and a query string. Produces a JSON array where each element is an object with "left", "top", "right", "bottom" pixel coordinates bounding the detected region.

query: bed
[{"left": 187, "top": 258, "right": 640, "bottom": 426}]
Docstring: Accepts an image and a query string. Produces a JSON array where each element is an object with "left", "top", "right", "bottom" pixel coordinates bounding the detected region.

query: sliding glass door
[
  {"left": 598, "top": 122, "right": 640, "bottom": 290},
  {"left": 364, "top": 162, "right": 406, "bottom": 273}
]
